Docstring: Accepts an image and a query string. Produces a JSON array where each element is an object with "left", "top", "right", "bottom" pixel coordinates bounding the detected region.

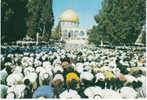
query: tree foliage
[
  {"left": 89, "top": 0, "right": 146, "bottom": 45},
  {"left": 26, "top": 0, "right": 54, "bottom": 40},
  {"left": 1, "top": 0, "right": 54, "bottom": 43},
  {"left": 1, "top": 0, "right": 28, "bottom": 43},
  {"left": 26, "top": 0, "right": 42, "bottom": 38}
]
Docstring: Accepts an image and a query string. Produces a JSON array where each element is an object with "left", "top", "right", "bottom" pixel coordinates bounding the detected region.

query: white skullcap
[
  {"left": 103, "top": 89, "right": 122, "bottom": 99},
  {"left": 53, "top": 74, "right": 64, "bottom": 82},
  {"left": 43, "top": 73, "right": 49, "bottom": 79}
]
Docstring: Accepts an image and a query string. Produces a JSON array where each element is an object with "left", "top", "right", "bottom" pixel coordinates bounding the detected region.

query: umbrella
[{"left": 33, "top": 85, "right": 54, "bottom": 98}]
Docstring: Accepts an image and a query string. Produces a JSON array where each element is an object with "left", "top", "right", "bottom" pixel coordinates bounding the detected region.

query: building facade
[{"left": 59, "top": 10, "right": 88, "bottom": 44}]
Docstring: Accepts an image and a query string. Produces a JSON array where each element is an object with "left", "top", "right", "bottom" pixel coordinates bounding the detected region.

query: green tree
[
  {"left": 26, "top": 0, "right": 54, "bottom": 40},
  {"left": 26, "top": 0, "right": 42, "bottom": 39},
  {"left": 89, "top": 0, "right": 146, "bottom": 45},
  {"left": 1, "top": 0, "right": 28, "bottom": 43},
  {"left": 41, "top": 0, "right": 54, "bottom": 38}
]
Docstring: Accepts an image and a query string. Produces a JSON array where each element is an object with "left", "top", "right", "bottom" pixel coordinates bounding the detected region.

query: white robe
[
  {"left": 7, "top": 84, "right": 26, "bottom": 98},
  {"left": 6, "top": 72, "right": 24, "bottom": 86}
]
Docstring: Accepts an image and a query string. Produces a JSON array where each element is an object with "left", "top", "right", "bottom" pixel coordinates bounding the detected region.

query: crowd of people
[{"left": 0, "top": 45, "right": 146, "bottom": 99}]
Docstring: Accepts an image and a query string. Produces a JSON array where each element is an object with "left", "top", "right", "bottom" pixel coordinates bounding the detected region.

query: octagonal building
[{"left": 59, "top": 9, "right": 88, "bottom": 44}]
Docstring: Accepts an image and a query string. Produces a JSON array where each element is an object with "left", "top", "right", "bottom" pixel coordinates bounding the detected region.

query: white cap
[
  {"left": 80, "top": 72, "right": 94, "bottom": 81},
  {"left": 53, "top": 74, "right": 64, "bottom": 82}
]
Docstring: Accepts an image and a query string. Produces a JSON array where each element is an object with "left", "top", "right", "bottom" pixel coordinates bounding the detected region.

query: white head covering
[
  {"left": 34, "top": 59, "right": 42, "bottom": 67},
  {"left": 21, "top": 57, "right": 29, "bottom": 67},
  {"left": 95, "top": 72, "right": 105, "bottom": 82},
  {"left": 103, "top": 89, "right": 122, "bottom": 99},
  {"left": 27, "top": 57, "right": 34, "bottom": 66},
  {"left": 80, "top": 72, "right": 94, "bottom": 81},
  {"left": 14, "top": 66, "right": 22, "bottom": 73},
  {"left": 39, "top": 69, "right": 52, "bottom": 80},
  {"left": 59, "top": 89, "right": 81, "bottom": 99},
  {"left": 23, "top": 72, "right": 37, "bottom": 83},
  {"left": 75, "top": 63, "right": 84, "bottom": 73},
  {"left": 137, "top": 75, "right": 145, "bottom": 83},
  {"left": 6, "top": 92, "right": 15, "bottom": 99},
  {"left": 100, "top": 66, "right": 111, "bottom": 72},
  {"left": 24, "top": 67, "right": 35, "bottom": 76},
  {"left": 53, "top": 74, "right": 64, "bottom": 82},
  {"left": 23, "top": 52, "right": 29, "bottom": 56},
  {"left": 88, "top": 55, "right": 93, "bottom": 61},
  {"left": 84, "top": 86, "right": 103, "bottom": 98},
  {"left": 53, "top": 65, "right": 63, "bottom": 73},
  {"left": 120, "top": 87, "right": 137, "bottom": 98},
  {"left": 43, "top": 61, "right": 51, "bottom": 68},
  {"left": 125, "top": 75, "right": 138, "bottom": 83},
  {"left": 36, "top": 67, "right": 45, "bottom": 73},
  {"left": 43, "top": 73, "right": 49, "bottom": 79}
]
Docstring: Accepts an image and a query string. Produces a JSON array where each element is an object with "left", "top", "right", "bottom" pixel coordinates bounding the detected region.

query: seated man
[
  {"left": 32, "top": 79, "right": 54, "bottom": 98},
  {"left": 66, "top": 72, "right": 80, "bottom": 90}
]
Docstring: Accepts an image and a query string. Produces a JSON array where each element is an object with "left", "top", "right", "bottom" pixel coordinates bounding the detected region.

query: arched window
[
  {"left": 68, "top": 30, "right": 73, "bottom": 38},
  {"left": 80, "top": 31, "right": 85, "bottom": 36},
  {"left": 63, "top": 30, "right": 67, "bottom": 36},
  {"left": 74, "top": 30, "right": 78, "bottom": 36}
]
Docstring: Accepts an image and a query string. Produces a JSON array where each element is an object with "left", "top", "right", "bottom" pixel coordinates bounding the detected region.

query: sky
[{"left": 53, "top": 0, "right": 102, "bottom": 29}]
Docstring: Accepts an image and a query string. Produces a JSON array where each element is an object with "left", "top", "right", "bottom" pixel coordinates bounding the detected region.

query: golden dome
[{"left": 60, "top": 10, "right": 79, "bottom": 23}]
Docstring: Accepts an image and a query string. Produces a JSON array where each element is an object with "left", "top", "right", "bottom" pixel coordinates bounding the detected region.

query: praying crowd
[{"left": 0, "top": 45, "right": 146, "bottom": 99}]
